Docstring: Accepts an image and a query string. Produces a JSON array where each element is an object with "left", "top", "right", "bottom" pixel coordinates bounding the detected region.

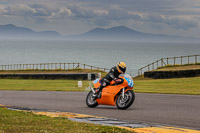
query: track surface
[{"left": 0, "top": 90, "right": 200, "bottom": 130}]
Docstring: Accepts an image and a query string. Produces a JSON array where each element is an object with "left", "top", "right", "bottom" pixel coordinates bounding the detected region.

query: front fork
[
  {"left": 122, "top": 88, "right": 125, "bottom": 99},
  {"left": 90, "top": 87, "right": 96, "bottom": 94}
]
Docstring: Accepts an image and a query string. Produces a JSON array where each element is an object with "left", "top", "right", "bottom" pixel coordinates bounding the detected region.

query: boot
[{"left": 92, "top": 87, "right": 102, "bottom": 99}]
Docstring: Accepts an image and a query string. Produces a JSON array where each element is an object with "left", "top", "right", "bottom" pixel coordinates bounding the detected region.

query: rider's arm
[{"left": 108, "top": 67, "right": 119, "bottom": 80}]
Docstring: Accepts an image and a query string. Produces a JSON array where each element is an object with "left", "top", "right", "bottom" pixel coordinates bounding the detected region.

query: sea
[{"left": 0, "top": 39, "right": 200, "bottom": 77}]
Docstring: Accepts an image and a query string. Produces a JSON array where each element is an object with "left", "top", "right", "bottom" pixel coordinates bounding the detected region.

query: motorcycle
[{"left": 86, "top": 74, "right": 135, "bottom": 110}]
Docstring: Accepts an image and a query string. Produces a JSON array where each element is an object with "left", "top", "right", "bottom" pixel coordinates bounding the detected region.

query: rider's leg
[{"left": 93, "top": 79, "right": 110, "bottom": 98}]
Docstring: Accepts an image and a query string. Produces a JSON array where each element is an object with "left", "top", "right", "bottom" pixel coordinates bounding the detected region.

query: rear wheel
[
  {"left": 86, "top": 91, "right": 98, "bottom": 108},
  {"left": 116, "top": 90, "right": 135, "bottom": 110}
]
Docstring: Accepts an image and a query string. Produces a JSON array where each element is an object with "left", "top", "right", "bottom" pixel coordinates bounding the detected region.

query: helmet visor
[{"left": 119, "top": 66, "right": 126, "bottom": 73}]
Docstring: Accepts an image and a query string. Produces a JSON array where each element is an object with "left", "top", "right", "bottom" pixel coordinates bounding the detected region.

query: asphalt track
[{"left": 0, "top": 90, "right": 200, "bottom": 130}]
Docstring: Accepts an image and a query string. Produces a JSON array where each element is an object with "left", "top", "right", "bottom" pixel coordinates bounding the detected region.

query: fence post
[
  {"left": 174, "top": 57, "right": 176, "bottom": 65},
  {"left": 152, "top": 63, "right": 154, "bottom": 70},
  {"left": 195, "top": 55, "right": 197, "bottom": 64},
  {"left": 181, "top": 56, "right": 182, "bottom": 65},
  {"left": 188, "top": 56, "right": 190, "bottom": 64},
  {"left": 156, "top": 60, "right": 158, "bottom": 69},
  {"left": 167, "top": 58, "right": 168, "bottom": 65}
]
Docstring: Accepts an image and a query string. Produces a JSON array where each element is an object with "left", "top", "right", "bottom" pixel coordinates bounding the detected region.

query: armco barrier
[
  {"left": 0, "top": 73, "right": 98, "bottom": 80},
  {"left": 144, "top": 69, "right": 200, "bottom": 79}
]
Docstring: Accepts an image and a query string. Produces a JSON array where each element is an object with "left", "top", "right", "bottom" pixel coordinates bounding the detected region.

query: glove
[{"left": 115, "top": 78, "right": 122, "bottom": 83}]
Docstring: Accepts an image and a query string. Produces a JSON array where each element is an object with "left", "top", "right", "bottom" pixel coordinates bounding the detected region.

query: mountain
[
  {"left": 70, "top": 26, "right": 199, "bottom": 42},
  {"left": 0, "top": 24, "right": 198, "bottom": 42},
  {"left": 0, "top": 24, "right": 61, "bottom": 39}
]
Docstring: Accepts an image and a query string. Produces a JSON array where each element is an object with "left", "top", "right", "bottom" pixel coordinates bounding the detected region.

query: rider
[{"left": 93, "top": 62, "right": 126, "bottom": 98}]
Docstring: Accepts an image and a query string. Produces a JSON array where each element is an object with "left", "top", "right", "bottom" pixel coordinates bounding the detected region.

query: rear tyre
[
  {"left": 116, "top": 90, "right": 135, "bottom": 110},
  {"left": 86, "top": 91, "right": 98, "bottom": 108}
]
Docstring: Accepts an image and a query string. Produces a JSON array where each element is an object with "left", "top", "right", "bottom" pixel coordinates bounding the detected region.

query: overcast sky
[{"left": 0, "top": 0, "right": 200, "bottom": 38}]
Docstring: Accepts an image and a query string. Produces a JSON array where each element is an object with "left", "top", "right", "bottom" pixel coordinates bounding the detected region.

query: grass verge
[
  {"left": 0, "top": 107, "right": 133, "bottom": 133},
  {"left": 0, "top": 77, "right": 200, "bottom": 95},
  {"left": 0, "top": 79, "right": 90, "bottom": 91},
  {"left": 155, "top": 64, "right": 200, "bottom": 71},
  {"left": 133, "top": 76, "right": 200, "bottom": 95}
]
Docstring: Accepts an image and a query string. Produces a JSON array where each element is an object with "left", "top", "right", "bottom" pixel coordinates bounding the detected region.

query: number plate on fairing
[{"left": 125, "top": 77, "right": 134, "bottom": 88}]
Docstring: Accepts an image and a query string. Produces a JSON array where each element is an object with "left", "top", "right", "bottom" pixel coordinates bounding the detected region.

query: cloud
[
  {"left": 2, "top": 4, "right": 36, "bottom": 16},
  {"left": 0, "top": 4, "right": 72, "bottom": 19},
  {"left": 68, "top": 4, "right": 108, "bottom": 19},
  {"left": 66, "top": 4, "right": 142, "bottom": 26},
  {"left": 0, "top": 2, "right": 199, "bottom": 31},
  {"left": 164, "top": 16, "right": 199, "bottom": 30},
  {"left": 50, "top": 8, "right": 72, "bottom": 19}
]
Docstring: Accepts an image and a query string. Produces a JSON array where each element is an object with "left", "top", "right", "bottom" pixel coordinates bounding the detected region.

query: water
[{"left": 0, "top": 40, "right": 200, "bottom": 76}]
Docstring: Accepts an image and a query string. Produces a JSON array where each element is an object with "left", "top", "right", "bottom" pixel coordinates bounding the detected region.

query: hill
[
  {"left": 70, "top": 26, "right": 198, "bottom": 42},
  {"left": 0, "top": 24, "right": 199, "bottom": 42},
  {"left": 0, "top": 24, "right": 61, "bottom": 39}
]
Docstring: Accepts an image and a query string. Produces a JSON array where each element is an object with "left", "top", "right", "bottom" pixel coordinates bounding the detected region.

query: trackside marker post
[{"left": 78, "top": 81, "right": 82, "bottom": 87}]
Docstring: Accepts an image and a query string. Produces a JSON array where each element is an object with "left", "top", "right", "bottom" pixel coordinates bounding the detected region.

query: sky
[{"left": 0, "top": 0, "right": 200, "bottom": 38}]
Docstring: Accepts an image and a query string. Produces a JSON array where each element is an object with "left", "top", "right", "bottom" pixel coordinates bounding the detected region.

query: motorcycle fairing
[{"left": 93, "top": 76, "right": 133, "bottom": 106}]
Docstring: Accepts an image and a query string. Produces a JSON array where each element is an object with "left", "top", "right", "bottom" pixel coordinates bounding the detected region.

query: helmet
[{"left": 116, "top": 62, "right": 126, "bottom": 74}]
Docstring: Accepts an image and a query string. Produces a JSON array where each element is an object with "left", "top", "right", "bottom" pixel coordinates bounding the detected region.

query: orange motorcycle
[{"left": 86, "top": 74, "right": 135, "bottom": 109}]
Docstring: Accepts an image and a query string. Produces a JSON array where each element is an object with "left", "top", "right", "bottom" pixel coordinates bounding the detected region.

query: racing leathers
[{"left": 94, "top": 66, "right": 122, "bottom": 98}]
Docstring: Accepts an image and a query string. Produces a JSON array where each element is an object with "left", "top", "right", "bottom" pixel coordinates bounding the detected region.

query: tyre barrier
[
  {"left": 144, "top": 69, "right": 200, "bottom": 79},
  {"left": 0, "top": 73, "right": 98, "bottom": 80}
]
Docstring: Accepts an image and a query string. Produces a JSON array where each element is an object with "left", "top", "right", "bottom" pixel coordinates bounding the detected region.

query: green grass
[
  {"left": 0, "top": 79, "right": 90, "bottom": 91},
  {"left": 0, "top": 77, "right": 200, "bottom": 95},
  {"left": 0, "top": 107, "right": 133, "bottom": 133},
  {"left": 155, "top": 64, "right": 200, "bottom": 71},
  {"left": 133, "top": 77, "right": 200, "bottom": 95}
]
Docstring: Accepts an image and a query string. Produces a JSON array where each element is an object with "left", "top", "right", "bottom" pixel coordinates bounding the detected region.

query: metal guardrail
[
  {"left": 138, "top": 54, "right": 200, "bottom": 76},
  {"left": 0, "top": 63, "right": 109, "bottom": 72}
]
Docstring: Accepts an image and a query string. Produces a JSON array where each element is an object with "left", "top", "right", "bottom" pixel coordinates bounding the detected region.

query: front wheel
[
  {"left": 116, "top": 90, "right": 135, "bottom": 110},
  {"left": 86, "top": 91, "right": 98, "bottom": 108}
]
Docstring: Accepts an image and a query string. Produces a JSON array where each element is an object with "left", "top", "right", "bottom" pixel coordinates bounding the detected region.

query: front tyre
[
  {"left": 86, "top": 91, "right": 98, "bottom": 108},
  {"left": 116, "top": 90, "right": 135, "bottom": 110}
]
